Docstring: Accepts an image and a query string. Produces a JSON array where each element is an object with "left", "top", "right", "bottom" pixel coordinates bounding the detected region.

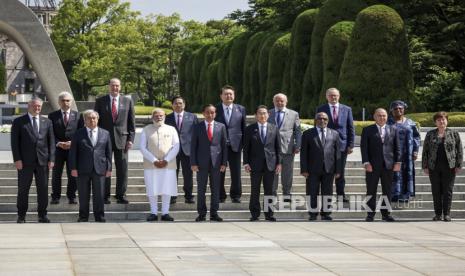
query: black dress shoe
[
  {"left": 170, "top": 197, "right": 177, "bottom": 205},
  {"left": 78, "top": 217, "right": 88, "bottom": 222},
  {"left": 38, "top": 216, "right": 50, "bottom": 223},
  {"left": 68, "top": 198, "right": 77, "bottom": 204},
  {"left": 161, "top": 214, "right": 174, "bottom": 221},
  {"left": 146, "top": 214, "right": 158, "bottom": 221},
  {"left": 185, "top": 198, "right": 195, "bottom": 204},
  {"left": 308, "top": 214, "right": 317, "bottom": 221},
  {"left": 365, "top": 216, "right": 374, "bottom": 222},
  {"left": 50, "top": 198, "right": 60, "bottom": 205},
  {"left": 432, "top": 215, "right": 442, "bottom": 221},
  {"left": 116, "top": 198, "right": 129, "bottom": 204},
  {"left": 210, "top": 215, "right": 223, "bottom": 222},
  {"left": 95, "top": 217, "right": 106, "bottom": 223},
  {"left": 265, "top": 216, "right": 276, "bottom": 222},
  {"left": 321, "top": 215, "right": 333, "bottom": 221},
  {"left": 443, "top": 215, "right": 452, "bottom": 222},
  {"left": 231, "top": 198, "right": 241, "bottom": 203},
  {"left": 250, "top": 216, "right": 259, "bottom": 221},
  {"left": 382, "top": 215, "right": 395, "bottom": 222},
  {"left": 17, "top": 217, "right": 25, "bottom": 224},
  {"left": 220, "top": 198, "right": 226, "bottom": 203},
  {"left": 104, "top": 198, "right": 111, "bottom": 204},
  {"left": 195, "top": 215, "right": 206, "bottom": 222}
]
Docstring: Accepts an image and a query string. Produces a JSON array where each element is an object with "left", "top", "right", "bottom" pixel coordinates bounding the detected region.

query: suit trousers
[
  {"left": 174, "top": 151, "right": 194, "bottom": 200},
  {"left": 51, "top": 148, "right": 77, "bottom": 200},
  {"left": 273, "top": 153, "right": 295, "bottom": 196},
  {"left": 105, "top": 146, "right": 128, "bottom": 199},
  {"left": 197, "top": 166, "right": 221, "bottom": 217},
  {"left": 335, "top": 151, "right": 348, "bottom": 196},
  {"left": 249, "top": 168, "right": 275, "bottom": 218},
  {"left": 220, "top": 146, "right": 242, "bottom": 200},
  {"left": 430, "top": 167, "right": 455, "bottom": 216},
  {"left": 306, "top": 172, "right": 334, "bottom": 216},
  {"left": 17, "top": 164, "right": 49, "bottom": 218},
  {"left": 77, "top": 171, "right": 105, "bottom": 220},
  {"left": 366, "top": 166, "right": 393, "bottom": 217}
]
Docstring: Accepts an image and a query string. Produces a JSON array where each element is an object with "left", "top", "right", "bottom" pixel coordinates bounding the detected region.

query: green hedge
[
  {"left": 258, "top": 32, "right": 283, "bottom": 106},
  {"left": 198, "top": 45, "right": 218, "bottom": 104},
  {"left": 191, "top": 45, "right": 211, "bottom": 110},
  {"left": 228, "top": 33, "right": 252, "bottom": 101},
  {"left": 309, "top": 0, "right": 367, "bottom": 102},
  {"left": 408, "top": 112, "right": 465, "bottom": 127},
  {"left": 265, "top": 33, "right": 291, "bottom": 105},
  {"left": 242, "top": 32, "right": 267, "bottom": 111},
  {"left": 0, "top": 61, "right": 6, "bottom": 94},
  {"left": 184, "top": 53, "right": 196, "bottom": 107},
  {"left": 206, "top": 60, "right": 221, "bottom": 104},
  {"left": 217, "top": 41, "right": 233, "bottom": 89},
  {"left": 338, "top": 5, "right": 414, "bottom": 120},
  {"left": 321, "top": 21, "right": 354, "bottom": 100},
  {"left": 134, "top": 106, "right": 172, "bottom": 116},
  {"left": 289, "top": 9, "right": 319, "bottom": 111}
]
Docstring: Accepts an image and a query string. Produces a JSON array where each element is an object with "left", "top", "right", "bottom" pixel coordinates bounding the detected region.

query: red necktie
[
  {"left": 332, "top": 105, "right": 338, "bottom": 123},
  {"left": 207, "top": 123, "right": 213, "bottom": 142},
  {"left": 111, "top": 97, "right": 117, "bottom": 122},
  {"left": 63, "top": 111, "right": 68, "bottom": 126}
]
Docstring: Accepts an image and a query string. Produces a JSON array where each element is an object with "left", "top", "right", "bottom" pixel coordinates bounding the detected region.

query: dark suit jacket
[
  {"left": 94, "top": 95, "right": 135, "bottom": 149},
  {"left": 300, "top": 127, "right": 341, "bottom": 175},
  {"left": 11, "top": 114, "right": 55, "bottom": 166},
  {"left": 68, "top": 128, "right": 112, "bottom": 176},
  {"left": 48, "top": 109, "right": 84, "bottom": 143},
  {"left": 165, "top": 111, "right": 198, "bottom": 156},
  {"left": 215, "top": 103, "right": 246, "bottom": 152},
  {"left": 243, "top": 123, "right": 281, "bottom": 172},
  {"left": 190, "top": 121, "right": 228, "bottom": 169},
  {"left": 316, "top": 103, "right": 355, "bottom": 151},
  {"left": 361, "top": 124, "right": 401, "bottom": 170}
]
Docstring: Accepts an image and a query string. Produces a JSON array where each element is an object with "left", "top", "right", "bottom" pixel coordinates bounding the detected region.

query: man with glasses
[
  {"left": 48, "top": 91, "right": 83, "bottom": 205},
  {"left": 300, "top": 112, "right": 341, "bottom": 221}
]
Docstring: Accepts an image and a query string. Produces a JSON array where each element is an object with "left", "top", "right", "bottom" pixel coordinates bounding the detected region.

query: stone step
[{"left": 0, "top": 209, "right": 464, "bottom": 223}]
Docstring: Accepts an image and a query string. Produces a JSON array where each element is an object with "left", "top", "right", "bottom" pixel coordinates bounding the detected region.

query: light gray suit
[{"left": 268, "top": 108, "right": 302, "bottom": 196}]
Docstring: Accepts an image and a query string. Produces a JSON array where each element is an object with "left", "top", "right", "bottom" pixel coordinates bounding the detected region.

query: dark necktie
[
  {"left": 320, "top": 128, "right": 326, "bottom": 146},
  {"left": 260, "top": 124, "right": 266, "bottom": 143},
  {"left": 32, "top": 116, "right": 39, "bottom": 137},
  {"left": 276, "top": 111, "right": 282, "bottom": 128},
  {"left": 177, "top": 114, "right": 182, "bottom": 130},
  {"left": 63, "top": 111, "right": 69, "bottom": 126},
  {"left": 332, "top": 105, "right": 338, "bottom": 123}
]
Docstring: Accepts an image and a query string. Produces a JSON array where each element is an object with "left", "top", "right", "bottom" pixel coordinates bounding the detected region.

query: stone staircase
[{"left": 0, "top": 161, "right": 464, "bottom": 222}]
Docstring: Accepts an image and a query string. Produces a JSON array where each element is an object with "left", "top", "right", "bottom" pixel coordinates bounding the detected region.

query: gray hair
[
  {"left": 109, "top": 78, "right": 121, "bottom": 84},
  {"left": 58, "top": 91, "right": 73, "bottom": 101},
  {"left": 28, "top": 97, "right": 43, "bottom": 105},
  {"left": 325, "top": 88, "right": 340, "bottom": 96},
  {"left": 273, "top": 93, "right": 288, "bottom": 102},
  {"left": 82, "top": 109, "right": 99, "bottom": 120}
]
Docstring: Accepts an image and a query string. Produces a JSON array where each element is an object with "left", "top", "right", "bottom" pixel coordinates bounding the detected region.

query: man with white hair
[
  {"left": 268, "top": 93, "right": 301, "bottom": 202},
  {"left": 11, "top": 97, "right": 55, "bottom": 223},
  {"left": 140, "top": 109, "right": 180, "bottom": 221},
  {"left": 48, "top": 91, "right": 83, "bottom": 205}
]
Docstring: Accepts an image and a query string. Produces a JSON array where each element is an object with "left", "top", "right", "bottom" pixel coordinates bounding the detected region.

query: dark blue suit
[
  {"left": 316, "top": 103, "right": 355, "bottom": 197},
  {"left": 69, "top": 127, "right": 112, "bottom": 220},
  {"left": 166, "top": 111, "right": 198, "bottom": 200},
  {"left": 190, "top": 121, "right": 228, "bottom": 217},
  {"left": 215, "top": 103, "right": 246, "bottom": 201}
]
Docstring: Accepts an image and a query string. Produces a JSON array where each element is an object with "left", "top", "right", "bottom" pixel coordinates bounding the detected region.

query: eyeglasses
[{"left": 393, "top": 107, "right": 403, "bottom": 110}]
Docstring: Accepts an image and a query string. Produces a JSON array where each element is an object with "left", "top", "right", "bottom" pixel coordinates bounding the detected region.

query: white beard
[{"left": 153, "top": 121, "right": 164, "bottom": 127}]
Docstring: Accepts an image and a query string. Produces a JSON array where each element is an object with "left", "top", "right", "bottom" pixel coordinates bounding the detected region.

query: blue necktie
[
  {"left": 276, "top": 111, "right": 282, "bottom": 128},
  {"left": 260, "top": 124, "right": 266, "bottom": 143}
]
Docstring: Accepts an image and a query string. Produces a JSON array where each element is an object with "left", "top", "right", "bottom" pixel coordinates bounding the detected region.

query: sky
[{"left": 123, "top": 0, "right": 250, "bottom": 22}]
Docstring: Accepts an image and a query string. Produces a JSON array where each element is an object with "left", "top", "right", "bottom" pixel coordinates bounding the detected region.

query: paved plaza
[{"left": 0, "top": 221, "right": 465, "bottom": 275}]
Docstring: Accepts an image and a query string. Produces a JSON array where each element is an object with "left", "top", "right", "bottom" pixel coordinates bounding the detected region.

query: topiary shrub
[
  {"left": 265, "top": 33, "right": 291, "bottom": 105},
  {"left": 206, "top": 60, "right": 221, "bottom": 104},
  {"left": 228, "top": 33, "right": 252, "bottom": 101},
  {"left": 289, "top": 9, "right": 319, "bottom": 112},
  {"left": 198, "top": 45, "right": 218, "bottom": 104},
  {"left": 338, "top": 5, "right": 414, "bottom": 120},
  {"left": 191, "top": 45, "right": 211, "bottom": 110},
  {"left": 258, "top": 32, "right": 283, "bottom": 106},
  {"left": 321, "top": 21, "right": 354, "bottom": 100}
]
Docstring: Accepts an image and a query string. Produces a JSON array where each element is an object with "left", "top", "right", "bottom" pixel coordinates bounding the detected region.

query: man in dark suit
[
  {"left": 215, "top": 85, "right": 246, "bottom": 203},
  {"left": 165, "top": 96, "right": 198, "bottom": 204},
  {"left": 69, "top": 110, "right": 112, "bottom": 222},
  {"left": 190, "top": 104, "right": 228, "bottom": 222},
  {"left": 48, "top": 91, "right": 83, "bottom": 205},
  {"left": 361, "top": 108, "right": 401, "bottom": 222},
  {"left": 268, "top": 93, "right": 301, "bottom": 202},
  {"left": 11, "top": 98, "right": 55, "bottom": 223},
  {"left": 301, "top": 112, "right": 341, "bottom": 221},
  {"left": 316, "top": 88, "right": 355, "bottom": 203},
  {"left": 94, "top": 78, "right": 135, "bottom": 204},
  {"left": 244, "top": 105, "right": 281, "bottom": 222}
]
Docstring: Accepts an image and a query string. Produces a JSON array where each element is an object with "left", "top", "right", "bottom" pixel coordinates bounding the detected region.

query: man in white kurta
[{"left": 140, "top": 109, "right": 180, "bottom": 221}]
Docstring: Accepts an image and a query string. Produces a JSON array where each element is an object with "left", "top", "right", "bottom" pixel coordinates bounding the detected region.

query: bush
[
  {"left": 265, "top": 33, "right": 291, "bottom": 105},
  {"left": 408, "top": 112, "right": 465, "bottom": 127},
  {"left": 309, "top": 0, "right": 367, "bottom": 101},
  {"left": 321, "top": 21, "right": 354, "bottom": 100},
  {"left": 161, "top": 100, "right": 172, "bottom": 109},
  {"left": 228, "top": 33, "right": 252, "bottom": 101},
  {"left": 191, "top": 45, "right": 211, "bottom": 110},
  {"left": 338, "top": 5, "right": 414, "bottom": 120},
  {"left": 0, "top": 61, "right": 6, "bottom": 94},
  {"left": 178, "top": 51, "right": 190, "bottom": 101},
  {"left": 184, "top": 54, "right": 196, "bottom": 107},
  {"left": 198, "top": 45, "right": 218, "bottom": 104},
  {"left": 134, "top": 106, "right": 172, "bottom": 116},
  {"left": 217, "top": 41, "right": 233, "bottom": 89},
  {"left": 258, "top": 32, "right": 283, "bottom": 106},
  {"left": 289, "top": 9, "right": 319, "bottom": 112},
  {"left": 206, "top": 60, "right": 221, "bottom": 104}
]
